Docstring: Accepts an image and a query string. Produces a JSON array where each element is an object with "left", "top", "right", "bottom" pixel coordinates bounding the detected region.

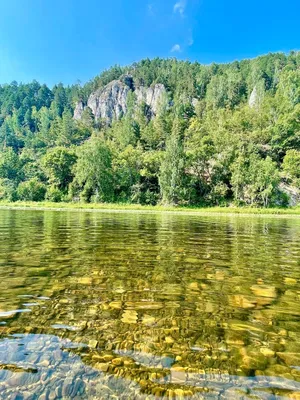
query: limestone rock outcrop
[
  {"left": 73, "top": 101, "right": 85, "bottom": 121},
  {"left": 134, "top": 84, "right": 166, "bottom": 116},
  {"left": 87, "top": 80, "right": 130, "bottom": 122},
  {"left": 248, "top": 86, "right": 258, "bottom": 108},
  {"left": 279, "top": 183, "right": 300, "bottom": 206},
  {"left": 74, "top": 77, "right": 167, "bottom": 123}
]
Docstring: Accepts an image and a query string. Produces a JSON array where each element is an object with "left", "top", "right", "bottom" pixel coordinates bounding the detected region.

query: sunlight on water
[
  {"left": 0, "top": 334, "right": 144, "bottom": 398},
  {"left": 0, "top": 209, "right": 300, "bottom": 398}
]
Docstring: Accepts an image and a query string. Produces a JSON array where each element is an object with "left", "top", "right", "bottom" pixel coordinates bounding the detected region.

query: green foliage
[
  {"left": 113, "top": 145, "right": 143, "bottom": 203},
  {"left": 270, "top": 104, "right": 300, "bottom": 159},
  {"left": 0, "top": 52, "right": 300, "bottom": 207},
  {"left": 20, "top": 148, "right": 45, "bottom": 181},
  {"left": 231, "top": 154, "right": 280, "bottom": 206},
  {"left": 159, "top": 117, "right": 187, "bottom": 204},
  {"left": 46, "top": 186, "right": 64, "bottom": 202},
  {"left": 72, "top": 137, "right": 114, "bottom": 202},
  {"left": 92, "top": 65, "right": 124, "bottom": 89},
  {"left": 276, "top": 69, "right": 300, "bottom": 108},
  {"left": 81, "top": 107, "right": 95, "bottom": 127},
  {"left": 17, "top": 178, "right": 47, "bottom": 201},
  {"left": 0, "top": 178, "right": 18, "bottom": 201},
  {"left": 42, "top": 147, "right": 77, "bottom": 191},
  {"left": 206, "top": 70, "right": 245, "bottom": 109},
  {"left": 0, "top": 148, "right": 22, "bottom": 181},
  {"left": 282, "top": 150, "right": 300, "bottom": 188}
]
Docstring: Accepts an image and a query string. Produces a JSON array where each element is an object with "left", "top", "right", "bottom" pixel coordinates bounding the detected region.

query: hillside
[{"left": 0, "top": 52, "right": 300, "bottom": 206}]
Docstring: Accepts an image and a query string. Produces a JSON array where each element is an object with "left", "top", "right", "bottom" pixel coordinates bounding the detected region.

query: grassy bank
[{"left": 0, "top": 201, "right": 300, "bottom": 216}]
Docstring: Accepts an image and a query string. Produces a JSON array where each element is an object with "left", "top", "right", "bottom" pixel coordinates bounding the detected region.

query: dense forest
[{"left": 0, "top": 52, "right": 300, "bottom": 207}]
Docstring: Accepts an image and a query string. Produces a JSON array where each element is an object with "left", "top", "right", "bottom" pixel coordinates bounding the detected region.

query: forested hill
[{"left": 0, "top": 52, "right": 300, "bottom": 207}]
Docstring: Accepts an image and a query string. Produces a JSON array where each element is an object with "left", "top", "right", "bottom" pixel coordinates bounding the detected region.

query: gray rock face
[
  {"left": 279, "top": 183, "right": 300, "bottom": 206},
  {"left": 249, "top": 86, "right": 258, "bottom": 108},
  {"left": 135, "top": 84, "right": 166, "bottom": 116},
  {"left": 248, "top": 86, "right": 260, "bottom": 108},
  {"left": 87, "top": 80, "right": 130, "bottom": 122},
  {"left": 74, "top": 101, "right": 85, "bottom": 120},
  {"left": 74, "top": 78, "right": 167, "bottom": 123}
]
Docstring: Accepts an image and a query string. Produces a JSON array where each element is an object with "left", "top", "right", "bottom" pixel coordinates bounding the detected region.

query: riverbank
[{"left": 1, "top": 201, "right": 300, "bottom": 216}]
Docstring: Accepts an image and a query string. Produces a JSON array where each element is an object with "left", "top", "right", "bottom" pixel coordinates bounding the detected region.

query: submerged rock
[
  {"left": 277, "top": 352, "right": 300, "bottom": 366},
  {"left": 121, "top": 310, "right": 138, "bottom": 324},
  {"left": 250, "top": 285, "right": 277, "bottom": 298}
]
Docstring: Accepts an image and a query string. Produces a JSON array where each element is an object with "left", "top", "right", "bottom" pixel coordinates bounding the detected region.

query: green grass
[{"left": 0, "top": 200, "right": 300, "bottom": 216}]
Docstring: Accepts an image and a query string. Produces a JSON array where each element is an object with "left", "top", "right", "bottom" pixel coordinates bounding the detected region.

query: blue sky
[{"left": 0, "top": 0, "right": 299, "bottom": 87}]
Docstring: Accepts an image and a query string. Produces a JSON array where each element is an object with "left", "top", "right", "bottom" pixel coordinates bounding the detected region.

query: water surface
[{"left": 0, "top": 209, "right": 300, "bottom": 399}]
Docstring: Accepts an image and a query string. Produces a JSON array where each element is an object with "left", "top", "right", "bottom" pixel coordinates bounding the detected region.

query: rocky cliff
[
  {"left": 73, "top": 101, "right": 85, "bottom": 120},
  {"left": 279, "top": 183, "right": 300, "bottom": 206},
  {"left": 74, "top": 76, "right": 166, "bottom": 123},
  {"left": 248, "top": 86, "right": 258, "bottom": 108}
]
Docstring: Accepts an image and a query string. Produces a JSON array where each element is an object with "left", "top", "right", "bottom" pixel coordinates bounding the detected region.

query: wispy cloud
[
  {"left": 187, "top": 30, "right": 194, "bottom": 46},
  {"left": 171, "top": 44, "right": 181, "bottom": 53},
  {"left": 173, "top": 0, "right": 187, "bottom": 16},
  {"left": 147, "top": 3, "right": 155, "bottom": 16}
]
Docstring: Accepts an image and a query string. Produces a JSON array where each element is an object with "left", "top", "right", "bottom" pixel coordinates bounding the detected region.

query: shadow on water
[{"left": 0, "top": 209, "right": 300, "bottom": 398}]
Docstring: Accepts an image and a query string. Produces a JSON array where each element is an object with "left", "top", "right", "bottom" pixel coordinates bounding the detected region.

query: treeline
[{"left": 0, "top": 52, "right": 300, "bottom": 206}]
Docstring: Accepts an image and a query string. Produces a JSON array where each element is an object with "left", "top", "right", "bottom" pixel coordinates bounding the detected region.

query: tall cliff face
[
  {"left": 74, "top": 78, "right": 166, "bottom": 123},
  {"left": 134, "top": 84, "right": 166, "bottom": 116},
  {"left": 73, "top": 101, "right": 85, "bottom": 120},
  {"left": 87, "top": 80, "right": 130, "bottom": 121}
]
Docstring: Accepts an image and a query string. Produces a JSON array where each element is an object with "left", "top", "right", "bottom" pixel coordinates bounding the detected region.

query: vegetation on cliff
[{"left": 0, "top": 52, "right": 300, "bottom": 207}]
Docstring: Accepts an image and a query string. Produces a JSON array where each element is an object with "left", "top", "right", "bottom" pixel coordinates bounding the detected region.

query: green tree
[
  {"left": 282, "top": 150, "right": 300, "bottom": 188},
  {"left": 20, "top": 148, "right": 45, "bottom": 181},
  {"left": 159, "top": 117, "right": 186, "bottom": 204},
  {"left": 113, "top": 145, "right": 143, "bottom": 203},
  {"left": 52, "top": 84, "right": 67, "bottom": 117},
  {"left": 0, "top": 148, "right": 22, "bottom": 181},
  {"left": 42, "top": 147, "right": 77, "bottom": 191},
  {"left": 231, "top": 153, "right": 280, "bottom": 206},
  {"left": 72, "top": 137, "right": 114, "bottom": 202},
  {"left": 17, "top": 178, "right": 47, "bottom": 201},
  {"left": 0, "top": 117, "right": 22, "bottom": 151},
  {"left": 0, "top": 52, "right": 299, "bottom": 207},
  {"left": 57, "top": 110, "right": 74, "bottom": 146},
  {"left": 0, "top": 179, "right": 18, "bottom": 201}
]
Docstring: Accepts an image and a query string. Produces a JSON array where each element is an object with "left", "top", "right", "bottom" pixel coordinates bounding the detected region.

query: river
[{"left": 0, "top": 209, "right": 300, "bottom": 399}]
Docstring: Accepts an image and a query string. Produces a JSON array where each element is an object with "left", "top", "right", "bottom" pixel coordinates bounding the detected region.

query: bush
[
  {"left": 282, "top": 150, "right": 300, "bottom": 188},
  {"left": 46, "top": 186, "right": 63, "bottom": 202},
  {"left": 17, "top": 178, "right": 46, "bottom": 202},
  {"left": 0, "top": 178, "right": 18, "bottom": 202},
  {"left": 142, "top": 189, "right": 159, "bottom": 205}
]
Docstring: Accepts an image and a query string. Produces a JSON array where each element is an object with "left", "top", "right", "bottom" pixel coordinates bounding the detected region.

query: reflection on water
[{"left": 0, "top": 209, "right": 300, "bottom": 398}]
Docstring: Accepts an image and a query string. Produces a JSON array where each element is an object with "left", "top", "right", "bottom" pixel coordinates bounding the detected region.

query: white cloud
[
  {"left": 147, "top": 3, "right": 155, "bottom": 16},
  {"left": 171, "top": 44, "right": 181, "bottom": 53},
  {"left": 173, "top": 0, "right": 187, "bottom": 16}
]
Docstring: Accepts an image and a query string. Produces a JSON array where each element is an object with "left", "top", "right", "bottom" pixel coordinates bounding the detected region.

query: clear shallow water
[{"left": 0, "top": 209, "right": 300, "bottom": 399}]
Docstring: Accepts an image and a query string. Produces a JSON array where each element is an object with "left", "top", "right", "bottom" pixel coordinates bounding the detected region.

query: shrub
[
  {"left": 46, "top": 186, "right": 63, "bottom": 202},
  {"left": 17, "top": 178, "right": 46, "bottom": 201},
  {"left": 0, "top": 178, "right": 18, "bottom": 202}
]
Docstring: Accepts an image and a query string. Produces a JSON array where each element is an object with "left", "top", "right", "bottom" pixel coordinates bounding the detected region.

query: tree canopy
[{"left": 0, "top": 52, "right": 300, "bottom": 206}]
